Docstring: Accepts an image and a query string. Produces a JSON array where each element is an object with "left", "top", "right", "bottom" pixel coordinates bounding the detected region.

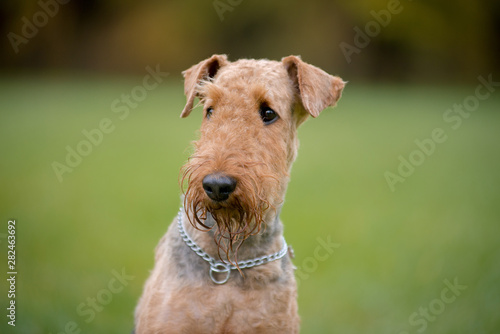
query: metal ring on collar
[
  {"left": 178, "top": 207, "right": 290, "bottom": 285},
  {"left": 209, "top": 263, "right": 231, "bottom": 284}
]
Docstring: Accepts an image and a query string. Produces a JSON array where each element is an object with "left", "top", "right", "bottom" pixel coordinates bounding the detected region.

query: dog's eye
[
  {"left": 259, "top": 107, "right": 279, "bottom": 125},
  {"left": 206, "top": 107, "right": 214, "bottom": 119}
]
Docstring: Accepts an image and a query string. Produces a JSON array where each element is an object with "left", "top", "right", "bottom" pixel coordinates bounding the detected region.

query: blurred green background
[{"left": 1, "top": 1, "right": 499, "bottom": 333}]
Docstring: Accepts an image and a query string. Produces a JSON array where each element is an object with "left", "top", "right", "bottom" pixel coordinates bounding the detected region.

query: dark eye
[
  {"left": 206, "top": 107, "right": 213, "bottom": 119},
  {"left": 259, "top": 107, "right": 279, "bottom": 125}
]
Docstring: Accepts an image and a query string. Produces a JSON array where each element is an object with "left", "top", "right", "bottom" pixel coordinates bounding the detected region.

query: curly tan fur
[{"left": 135, "top": 55, "right": 344, "bottom": 334}]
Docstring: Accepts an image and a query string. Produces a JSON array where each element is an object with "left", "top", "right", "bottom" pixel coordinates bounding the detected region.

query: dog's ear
[
  {"left": 282, "top": 55, "right": 345, "bottom": 123},
  {"left": 180, "top": 54, "right": 229, "bottom": 118}
]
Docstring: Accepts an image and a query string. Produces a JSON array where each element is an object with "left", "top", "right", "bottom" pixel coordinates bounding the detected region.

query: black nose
[{"left": 202, "top": 173, "right": 237, "bottom": 202}]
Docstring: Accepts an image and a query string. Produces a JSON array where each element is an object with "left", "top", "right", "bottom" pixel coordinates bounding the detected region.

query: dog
[{"left": 134, "top": 54, "right": 344, "bottom": 333}]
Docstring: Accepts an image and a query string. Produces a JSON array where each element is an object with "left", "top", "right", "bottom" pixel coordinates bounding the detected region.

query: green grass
[{"left": 1, "top": 75, "right": 499, "bottom": 333}]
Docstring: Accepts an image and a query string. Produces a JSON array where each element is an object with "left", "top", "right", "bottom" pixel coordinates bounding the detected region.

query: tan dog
[{"left": 134, "top": 55, "right": 344, "bottom": 333}]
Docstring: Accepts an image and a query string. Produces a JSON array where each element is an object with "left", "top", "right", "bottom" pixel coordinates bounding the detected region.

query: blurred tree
[{"left": 0, "top": 0, "right": 498, "bottom": 82}]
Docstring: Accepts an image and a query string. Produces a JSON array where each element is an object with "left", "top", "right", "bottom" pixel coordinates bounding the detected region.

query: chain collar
[{"left": 177, "top": 208, "right": 289, "bottom": 284}]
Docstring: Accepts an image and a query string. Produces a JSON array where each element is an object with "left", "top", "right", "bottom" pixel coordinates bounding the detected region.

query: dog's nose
[{"left": 202, "top": 173, "right": 237, "bottom": 202}]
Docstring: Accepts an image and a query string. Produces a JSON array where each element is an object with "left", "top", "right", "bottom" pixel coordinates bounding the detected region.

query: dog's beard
[
  {"left": 188, "top": 198, "right": 264, "bottom": 263},
  {"left": 181, "top": 163, "right": 276, "bottom": 266}
]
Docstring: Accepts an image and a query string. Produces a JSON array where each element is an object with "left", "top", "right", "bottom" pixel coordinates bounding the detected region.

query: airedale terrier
[{"left": 135, "top": 54, "right": 344, "bottom": 333}]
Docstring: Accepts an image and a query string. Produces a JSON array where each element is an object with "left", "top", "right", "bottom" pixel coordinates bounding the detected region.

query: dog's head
[{"left": 180, "top": 55, "right": 344, "bottom": 260}]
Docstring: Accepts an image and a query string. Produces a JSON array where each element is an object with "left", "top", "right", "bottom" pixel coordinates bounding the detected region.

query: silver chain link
[{"left": 177, "top": 208, "right": 289, "bottom": 284}]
